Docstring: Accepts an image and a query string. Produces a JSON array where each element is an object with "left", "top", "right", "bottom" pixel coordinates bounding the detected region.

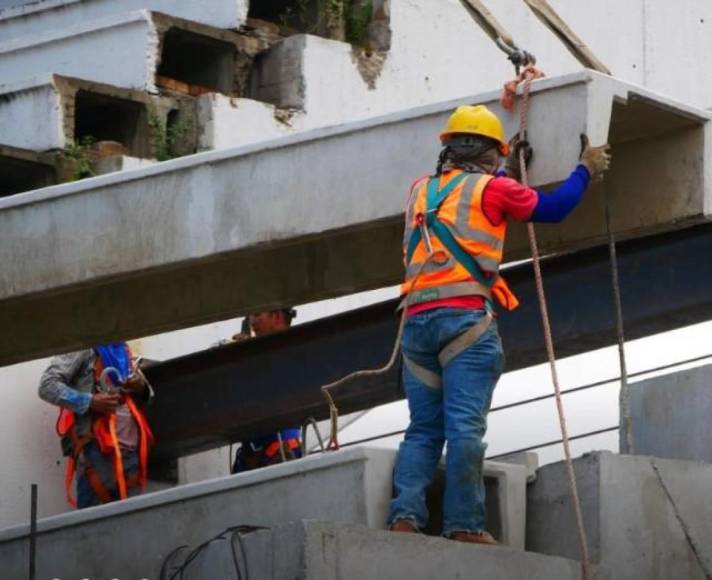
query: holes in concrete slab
[
  {"left": 0, "top": 156, "right": 56, "bottom": 197},
  {"left": 157, "top": 27, "right": 236, "bottom": 94},
  {"left": 74, "top": 90, "right": 149, "bottom": 158}
]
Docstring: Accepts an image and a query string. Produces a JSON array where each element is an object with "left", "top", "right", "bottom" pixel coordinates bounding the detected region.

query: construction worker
[
  {"left": 388, "top": 105, "right": 610, "bottom": 544},
  {"left": 38, "top": 343, "right": 153, "bottom": 509},
  {"left": 231, "top": 308, "right": 303, "bottom": 472}
]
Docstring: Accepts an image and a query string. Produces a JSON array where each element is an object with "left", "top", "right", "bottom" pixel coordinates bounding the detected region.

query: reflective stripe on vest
[{"left": 401, "top": 170, "right": 519, "bottom": 311}]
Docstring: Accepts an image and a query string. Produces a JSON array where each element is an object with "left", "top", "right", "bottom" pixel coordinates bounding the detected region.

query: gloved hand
[
  {"left": 504, "top": 134, "right": 533, "bottom": 181},
  {"left": 580, "top": 134, "right": 611, "bottom": 180}
]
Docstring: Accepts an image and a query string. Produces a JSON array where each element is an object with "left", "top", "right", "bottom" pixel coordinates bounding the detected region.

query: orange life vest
[
  {"left": 401, "top": 170, "right": 519, "bottom": 311},
  {"left": 56, "top": 347, "right": 154, "bottom": 507}
]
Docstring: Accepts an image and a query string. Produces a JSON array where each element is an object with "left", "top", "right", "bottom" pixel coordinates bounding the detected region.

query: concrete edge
[
  {"left": 0, "top": 72, "right": 59, "bottom": 94},
  {"left": 0, "top": 445, "right": 374, "bottom": 542},
  {"left": 0, "top": 0, "right": 83, "bottom": 21},
  {"left": 0, "top": 8, "right": 150, "bottom": 55}
]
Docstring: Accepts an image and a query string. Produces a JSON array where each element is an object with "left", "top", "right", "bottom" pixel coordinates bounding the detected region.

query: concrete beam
[
  {"left": 1, "top": 71, "right": 710, "bottom": 364},
  {"left": 0, "top": 144, "right": 57, "bottom": 196},
  {"left": 623, "top": 363, "right": 712, "bottom": 463},
  {"left": 0, "top": 11, "right": 268, "bottom": 94},
  {"left": 0, "top": 74, "right": 184, "bottom": 154},
  {"left": 0, "top": 447, "right": 529, "bottom": 578},
  {"left": 0, "top": 0, "right": 248, "bottom": 42},
  {"left": 527, "top": 452, "right": 712, "bottom": 580}
]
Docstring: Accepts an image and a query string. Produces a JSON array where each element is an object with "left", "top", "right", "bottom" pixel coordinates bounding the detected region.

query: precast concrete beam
[
  {"left": 1, "top": 71, "right": 710, "bottom": 364},
  {"left": 527, "top": 452, "right": 712, "bottom": 580},
  {"left": 0, "top": 447, "right": 532, "bottom": 578},
  {"left": 0, "top": 0, "right": 248, "bottom": 40},
  {"left": 0, "top": 11, "right": 269, "bottom": 94},
  {"left": 0, "top": 74, "right": 184, "bottom": 155}
]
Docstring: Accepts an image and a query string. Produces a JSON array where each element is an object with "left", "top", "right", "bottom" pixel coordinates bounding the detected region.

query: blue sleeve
[{"left": 530, "top": 164, "right": 591, "bottom": 223}]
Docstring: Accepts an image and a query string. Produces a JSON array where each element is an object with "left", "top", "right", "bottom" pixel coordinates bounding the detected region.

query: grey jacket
[{"left": 39, "top": 349, "right": 107, "bottom": 437}]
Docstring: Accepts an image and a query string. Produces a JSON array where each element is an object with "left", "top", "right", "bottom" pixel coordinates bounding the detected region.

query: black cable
[{"left": 159, "top": 545, "right": 189, "bottom": 580}]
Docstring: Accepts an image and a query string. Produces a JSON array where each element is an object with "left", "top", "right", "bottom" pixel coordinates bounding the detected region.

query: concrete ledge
[
  {"left": 1, "top": 71, "right": 710, "bottom": 363},
  {"left": 0, "top": 0, "right": 248, "bottom": 40},
  {"left": 527, "top": 451, "right": 712, "bottom": 580},
  {"left": 623, "top": 363, "right": 712, "bottom": 462},
  {"left": 181, "top": 521, "right": 591, "bottom": 580},
  {"left": 0, "top": 446, "right": 529, "bottom": 577}
]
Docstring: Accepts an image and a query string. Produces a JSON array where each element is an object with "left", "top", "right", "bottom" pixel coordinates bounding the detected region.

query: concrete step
[
  {"left": 0, "top": 0, "right": 248, "bottom": 39},
  {"left": 0, "top": 10, "right": 268, "bottom": 94},
  {"left": 526, "top": 451, "right": 712, "bottom": 580},
  {"left": 0, "top": 447, "right": 529, "bottom": 578},
  {"left": 1, "top": 70, "right": 709, "bottom": 364},
  {"left": 171, "top": 521, "right": 600, "bottom": 580}
]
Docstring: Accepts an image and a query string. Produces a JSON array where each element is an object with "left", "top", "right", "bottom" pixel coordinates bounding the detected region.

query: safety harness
[
  {"left": 401, "top": 172, "right": 495, "bottom": 388},
  {"left": 56, "top": 353, "right": 153, "bottom": 507}
]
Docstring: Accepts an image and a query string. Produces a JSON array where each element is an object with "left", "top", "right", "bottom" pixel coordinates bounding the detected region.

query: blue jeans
[
  {"left": 77, "top": 441, "right": 140, "bottom": 509},
  {"left": 388, "top": 308, "right": 504, "bottom": 534}
]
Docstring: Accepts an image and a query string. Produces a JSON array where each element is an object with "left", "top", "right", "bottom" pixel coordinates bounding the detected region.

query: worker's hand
[
  {"left": 231, "top": 333, "right": 251, "bottom": 343},
  {"left": 90, "top": 392, "right": 122, "bottom": 414},
  {"left": 504, "top": 135, "right": 533, "bottom": 181},
  {"left": 123, "top": 373, "right": 147, "bottom": 396},
  {"left": 580, "top": 134, "right": 611, "bottom": 181}
]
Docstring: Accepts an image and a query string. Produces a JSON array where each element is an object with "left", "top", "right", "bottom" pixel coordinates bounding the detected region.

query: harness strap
[
  {"left": 84, "top": 461, "right": 112, "bottom": 504},
  {"left": 107, "top": 414, "right": 128, "bottom": 500},
  {"left": 438, "top": 312, "right": 493, "bottom": 367},
  {"left": 402, "top": 312, "right": 493, "bottom": 389},
  {"left": 264, "top": 437, "right": 300, "bottom": 461},
  {"left": 402, "top": 354, "right": 442, "bottom": 389},
  {"left": 64, "top": 456, "right": 77, "bottom": 508},
  {"left": 398, "top": 281, "right": 493, "bottom": 310},
  {"left": 126, "top": 397, "right": 153, "bottom": 489}
]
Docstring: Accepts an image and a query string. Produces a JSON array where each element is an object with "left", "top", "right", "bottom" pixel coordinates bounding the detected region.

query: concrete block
[
  {"left": 623, "top": 363, "right": 712, "bottom": 463},
  {"left": 0, "top": 74, "right": 182, "bottom": 155},
  {"left": 0, "top": 70, "right": 710, "bottom": 364},
  {"left": 0, "top": 446, "right": 529, "bottom": 578},
  {"left": 526, "top": 451, "right": 712, "bottom": 580},
  {"left": 0, "top": 11, "right": 268, "bottom": 93},
  {"left": 180, "top": 521, "right": 591, "bottom": 580},
  {"left": 0, "top": 0, "right": 248, "bottom": 40},
  {"left": 197, "top": 93, "right": 304, "bottom": 150}
]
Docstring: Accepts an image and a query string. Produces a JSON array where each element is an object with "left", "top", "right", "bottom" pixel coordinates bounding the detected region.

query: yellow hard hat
[{"left": 440, "top": 105, "right": 510, "bottom": 155}]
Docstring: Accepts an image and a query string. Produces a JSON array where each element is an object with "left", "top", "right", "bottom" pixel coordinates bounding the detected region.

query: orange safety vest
[
  {"left": 401, "top": 170, "right": 519, "bottom": 311},
  {"left": 56, "top": 347, "right": 154, "bottom": 507}
]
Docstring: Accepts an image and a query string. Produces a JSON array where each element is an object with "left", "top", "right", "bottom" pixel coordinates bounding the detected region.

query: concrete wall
[
  {"left": 527, "top": 451, "right": 712, "bottom": 580},
  {"left": 186, "top": 521, "right": 588, "bottom": 580},
  {"left": 623, "top": 363, "right": 712, "bottom": 462},
  {"left": 0, "top": 0, "right": 247, "bottom": 40}
]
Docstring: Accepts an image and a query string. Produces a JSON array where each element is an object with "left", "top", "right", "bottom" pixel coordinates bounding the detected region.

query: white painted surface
[
  {"left": 0, "top": 11, "right": 158, "bottom": 91},
  {"left": 0, "top": 77, "right": 63, "bottom": 150},
  {"left": 0, "top": 0, "right": 247, "bottom": 42}
]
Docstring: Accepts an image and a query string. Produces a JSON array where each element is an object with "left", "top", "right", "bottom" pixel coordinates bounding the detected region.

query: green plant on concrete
[
  {"left": 62, "top": 135, "right": 96, "bottom": 181},
  {"left": 148, "top": 109, "right": 192, "bottom": 162},
  {"left": 345, "top": 0, "right": 373, "bottom": 47},
  {"left": 279, "top": 0, "right": 311, "bottom": 30}
]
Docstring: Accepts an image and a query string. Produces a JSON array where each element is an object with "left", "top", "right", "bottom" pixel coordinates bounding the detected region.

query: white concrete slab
[
  {"left": 0, "top": 0, "right": 247, "bottom": 41},
  {"left": 0, "top": 70, "right": 709, "bottom": 364}
]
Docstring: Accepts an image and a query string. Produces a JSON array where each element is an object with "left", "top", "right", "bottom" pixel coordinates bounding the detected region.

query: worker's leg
[
  {"left": 441, "top": 310, "right": 504, "bottom": 535},
  {"left": 76, "top": 441, "right": 140, "bottom": 508},
  {"left": 388, "top": 311, "right": 445, "bottom": 530}
]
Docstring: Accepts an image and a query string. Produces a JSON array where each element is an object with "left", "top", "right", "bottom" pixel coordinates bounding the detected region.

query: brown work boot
[
  {"left": 389, "top": 520, "right": 418, "bottom": 534},
  {"left": 448, "top": 531, "right": 498, "bottom": 546}
]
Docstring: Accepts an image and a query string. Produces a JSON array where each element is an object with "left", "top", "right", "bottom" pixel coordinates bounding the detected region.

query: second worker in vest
[{"left": 388, "top": 105, "right": 611, "bottom": 544}]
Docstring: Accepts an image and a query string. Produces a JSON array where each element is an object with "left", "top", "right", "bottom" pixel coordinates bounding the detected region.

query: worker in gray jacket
[{"left": 38, "top": 343, "right": 153, "bottom": 508}]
